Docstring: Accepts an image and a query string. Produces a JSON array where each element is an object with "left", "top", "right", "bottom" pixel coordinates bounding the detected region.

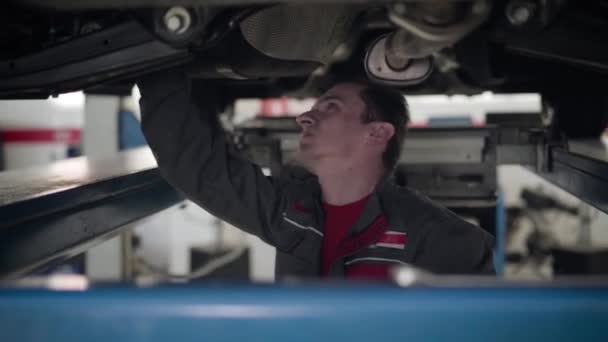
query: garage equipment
[{"left": 0, "top": 109, "right": 607, "bottom": 341}]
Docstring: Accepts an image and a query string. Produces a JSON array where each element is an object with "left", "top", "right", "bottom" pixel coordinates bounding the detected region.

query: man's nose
[{"left": 296, "top": 111, "right": 315, "bottom": 128}]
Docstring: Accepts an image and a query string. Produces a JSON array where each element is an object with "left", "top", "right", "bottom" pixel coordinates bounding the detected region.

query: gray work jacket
[{"left": 138, "top": 69, "right": 495, "bottom": 279}]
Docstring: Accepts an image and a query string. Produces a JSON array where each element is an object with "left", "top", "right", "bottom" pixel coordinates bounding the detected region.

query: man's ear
[{"left": 368, "top": 122, "right": 395, "bottom": 145}]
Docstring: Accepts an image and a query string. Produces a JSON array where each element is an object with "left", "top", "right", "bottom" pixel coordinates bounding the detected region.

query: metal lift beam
[
  {"left": 0, "top": 147, "right": 182, "bottom": 279},
  {"left": 538, "top": 141, "right": 608, "bottom": 213},
  {"left": 488, "top": 114, "right": 608, "bottom": 213}
]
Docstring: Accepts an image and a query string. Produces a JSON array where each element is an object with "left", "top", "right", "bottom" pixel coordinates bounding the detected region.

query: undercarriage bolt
[
  {"left": 506, "top": 0, "right": 536, "bottom": 26},
  {"left": 163, "top": 6, "right": 192, "bottom": 34},
  {"left": 392, "top": 2, "right": 407, "bottom": 15}
]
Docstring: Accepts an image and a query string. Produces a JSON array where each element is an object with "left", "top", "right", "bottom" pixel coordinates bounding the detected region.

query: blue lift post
[{"left": 494, "top": 192, "right": 506, "bottom": 276}]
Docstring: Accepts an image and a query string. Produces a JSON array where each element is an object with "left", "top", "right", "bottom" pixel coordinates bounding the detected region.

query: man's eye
[{"left": 327, "top": 102, "right": 338, "bottom": 111}]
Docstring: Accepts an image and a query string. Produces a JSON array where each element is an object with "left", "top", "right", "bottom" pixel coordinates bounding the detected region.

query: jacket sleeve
[
  {"left": 137, "top": 68, "right": 288, "bottom": 247},
  {"left": 414, "top": 215, "right": 496, "bottom": 275}
]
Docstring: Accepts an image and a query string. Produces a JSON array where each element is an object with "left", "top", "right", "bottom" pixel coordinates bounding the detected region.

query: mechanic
[{"left": 138, "top": 67, "right": 494, "bottom": 281}]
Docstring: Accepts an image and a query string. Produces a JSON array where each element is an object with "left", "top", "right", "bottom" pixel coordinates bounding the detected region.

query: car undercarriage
[{"left": 0, "top": 0, "right": 607, "bottom": 136}]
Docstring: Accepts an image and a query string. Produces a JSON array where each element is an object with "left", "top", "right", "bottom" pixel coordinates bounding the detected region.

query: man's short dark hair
[{"left": 357, "top": 84, "right": 410, "bottom": 172}]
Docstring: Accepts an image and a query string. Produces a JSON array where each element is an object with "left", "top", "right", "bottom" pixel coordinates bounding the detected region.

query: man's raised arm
[{"left": 137, "top": 67, "right": 289, "bottom": 247}]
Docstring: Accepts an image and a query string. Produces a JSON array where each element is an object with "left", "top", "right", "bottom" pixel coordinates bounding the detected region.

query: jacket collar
[
  {"left": 347, "top": 192, "right": 382, "bottom": 237},
  {"left": 286, "top": 165, "right": 395, "bottom": 235},
  {"left": 347, "top": 172, "right": 395, "bottom": 235}
]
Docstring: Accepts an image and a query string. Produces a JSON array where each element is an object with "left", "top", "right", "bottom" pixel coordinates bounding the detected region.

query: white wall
[
  {"left": 133, "top": 202, "right": 225, "bottom": 275},
  {"left": 407, "top": 92, "right": 542, "bottom": 125},
  {"left": 82, "top": 95, "right": 123, "bottom": 281},
  {"left": 0, "top": 92, "right": 84, "bottom": 169},
  {"left": 0, "top": 92, "right": 84, "bottom": 128}
]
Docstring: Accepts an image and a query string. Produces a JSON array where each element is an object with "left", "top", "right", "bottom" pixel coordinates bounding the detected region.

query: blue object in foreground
[
  {"left": 495, "top": 192, "right": 507, "bottom": 276},
  {"left": 1, "top": 283, "right": 608, "bottom": 342}
]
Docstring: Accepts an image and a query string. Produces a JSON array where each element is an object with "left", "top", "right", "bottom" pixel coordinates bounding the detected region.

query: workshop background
[{"left": 1, "top": 87, "right": 605, "bottom": 282}]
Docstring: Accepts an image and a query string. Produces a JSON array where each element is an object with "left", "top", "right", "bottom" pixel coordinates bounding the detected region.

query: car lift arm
[
  {"left": 496, "top": 127, "right": 608, "bottom": 213},
  {"left": 0, "top": 147, "right": 182, "bottom": 279},
  {"left": 539, "top": 143, "right": 608, "bottom": 213}
]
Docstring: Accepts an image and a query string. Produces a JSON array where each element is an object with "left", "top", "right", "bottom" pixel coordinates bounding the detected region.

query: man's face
[{"left": 295, "top": 83, "right": 370, "bottom": 167}]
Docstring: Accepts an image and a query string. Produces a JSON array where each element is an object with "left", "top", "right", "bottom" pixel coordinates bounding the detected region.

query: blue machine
[
  {"left": 118, "top": 110, "right": 147, "bottom": 151},
  {"left": 1, "top": 282, "right": 608, "bottom": 342}
]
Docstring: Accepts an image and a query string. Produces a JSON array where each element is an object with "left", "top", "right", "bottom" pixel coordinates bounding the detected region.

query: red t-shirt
[{"left": 321, "top": 195, "right": 370, "bottom": 277}]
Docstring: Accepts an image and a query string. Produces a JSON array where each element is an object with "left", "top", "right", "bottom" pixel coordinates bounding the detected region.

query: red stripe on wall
[{"left": 1, "top": 129, "right": 81, "bottom": 144}]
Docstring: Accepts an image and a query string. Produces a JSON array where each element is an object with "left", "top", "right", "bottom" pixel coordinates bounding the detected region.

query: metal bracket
[{"left": 536, "top": 141, "right": 608, "bottom": 213}]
